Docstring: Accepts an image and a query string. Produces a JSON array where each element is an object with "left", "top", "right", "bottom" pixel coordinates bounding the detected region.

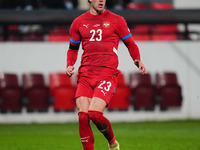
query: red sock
[
  {"left": 78, "top": 112, "right": 94, "bottom": 150},
  {"left": 88, "top": 110, "right": 116, "bottom": 145}
]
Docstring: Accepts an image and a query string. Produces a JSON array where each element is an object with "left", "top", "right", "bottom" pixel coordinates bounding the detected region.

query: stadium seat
[
  {"left": 156, "top": 72, "right": 182, "bottom": 110},
  {"left": 126, "top": 3, "right": 148, "bottom": 9},
  {"left": 150, "top": 3, "right": 173, "bottom": 9},
  {"left": 0, "top": 35, "right": 4, "bottom": 41},
  {"left": 21, "top": 33, "right": 44, "bottom": 41},
  {"left": 9, "top": 35, "right": 20, "bottom": 41},
  {"left": 127, "top": 3, "right": 151, "bottom": 41},
  {"left": 49, "top": 73, "right": 76, "bottom": 111},
  {"left": 131, "top": 25, "right": 151, "bottom": 41},
  {"left": 22, "top": 73, "right": 49, "bottom": 112},
  {"left": 108, "top": 73, "right": 131, "bottom": 111},
  {"left": 48, "top": 32, "right": 70, "bottom": 42},
  {"left": 129, "top": 72, "right": 156, "bottom": 110},
  {"left": 150, "top": 3, "right": 178, "bottom": 41},
  {"left": 8, "top": 25, "right": 21, "bottom": 41},
  {"left": 0, "top": 73, "right": 23, "bottom": 113},
  {"left": 48, "top": 26, "right": 70, "bottom": 42},
  {"left": 6, "top": 25, "right": 32, "bottom": 41},
  {"left": 151, "top": 24, "right": 178, "bottom": 41}
]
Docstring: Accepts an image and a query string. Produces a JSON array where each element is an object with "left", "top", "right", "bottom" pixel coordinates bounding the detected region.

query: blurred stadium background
[
  {"left": 0, "top": 0, "right": 200, "bottom": 124},
  {"left": 1, "top": 1, "right": 200, "bottom": 150}
]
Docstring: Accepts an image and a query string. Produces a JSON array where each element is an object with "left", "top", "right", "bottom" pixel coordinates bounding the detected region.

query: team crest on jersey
[{"left": 103, "top": 21, "right": 110, "bottom": 28}]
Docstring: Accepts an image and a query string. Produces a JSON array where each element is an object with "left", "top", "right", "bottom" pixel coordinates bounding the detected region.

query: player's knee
[{"left": 88, "top": 110, "right": 103, "bottom": 124}]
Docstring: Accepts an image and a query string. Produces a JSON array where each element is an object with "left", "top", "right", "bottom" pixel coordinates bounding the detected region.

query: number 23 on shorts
[{"left": 98, "top": 80, "right": 112, "bottom": 95}]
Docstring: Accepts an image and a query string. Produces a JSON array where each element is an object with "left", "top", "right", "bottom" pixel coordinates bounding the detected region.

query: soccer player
[{"left": 66, "top": 0, "right": 147, "bottom": 149}]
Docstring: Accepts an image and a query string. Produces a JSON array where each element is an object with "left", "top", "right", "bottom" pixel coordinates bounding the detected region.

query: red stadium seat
[
  {"left": 8, "top": 25, "right": 20, "bottom": 41},
  {"left": 8, "top": 35, "right": 20, "bottom": 41},
  {"left": 126, "top": 3, "right": 148, "bottom": 9},
  {"left": 150, "top": 3, "right": 178, "bottom": 41},
  {"left": 127, "top": 3, "right": 151, "bottom": 41},
  {"left": 108, "top": 73, "right": 131, "bottom": 111},
  {"left": 131, "top": 25, "right": 151, "bottom": 41},
  {"left": 22, "top": 73, "right": 49, "bottom": 112},
  {"left": 0, "top": 73, "right": 23, "bottom": 113},
  {"left": 150, "top": 3, "right": 173, "bottom": 9},
  {"left": 48, "top": 26, "right": 70, "bottom": 42},
  {"left": 49, "top": 73, "right": 76, "bottom": 111},
  {"left": 156, "top": 72, "right": 182, "bottom": 110},
  {"left": 0, "top": 35, "right": 4, "bottom": 41},
  {"left": 21, "top": 33, "right": 44, "bottom": 41},
  {"left": 48, "top": 33, "right": 70, "bottom": 42},
  {"left": 151, "top": 24, "right": 178, "bottom": 41},
  {"left": 129, "top": 72, "right": 156, "bottom": 110}
]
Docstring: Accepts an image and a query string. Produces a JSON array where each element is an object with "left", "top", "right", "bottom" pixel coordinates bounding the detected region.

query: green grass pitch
[{"left": 0, "top": 120, "right": 200, "bottom": 150}]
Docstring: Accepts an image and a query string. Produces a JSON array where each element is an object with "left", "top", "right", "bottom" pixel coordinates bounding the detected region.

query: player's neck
[{"left": 89, "top": 7, "right": 105, "bottom": 15}]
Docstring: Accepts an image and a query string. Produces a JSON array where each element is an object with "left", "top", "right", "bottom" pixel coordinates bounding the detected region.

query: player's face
[{"left": 90, "top": 0, "right": 106, "bottom": 15}]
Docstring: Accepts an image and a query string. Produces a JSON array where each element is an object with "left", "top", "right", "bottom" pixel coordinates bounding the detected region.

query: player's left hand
[
  {"left": 66, "top": 66, "right": 75, "bottom": 77},
  {"left": 134, "top": 60, "right": 147, "bottom": 74}
]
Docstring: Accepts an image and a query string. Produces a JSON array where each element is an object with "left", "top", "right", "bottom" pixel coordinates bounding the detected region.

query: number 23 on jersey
[{"left": 89, "top": 29, "right": 102, "bottom": 41}]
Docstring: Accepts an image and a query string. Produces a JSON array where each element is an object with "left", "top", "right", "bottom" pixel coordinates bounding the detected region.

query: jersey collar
[{"left": 86, "top": 9, "right": 109, "bottom": 18}]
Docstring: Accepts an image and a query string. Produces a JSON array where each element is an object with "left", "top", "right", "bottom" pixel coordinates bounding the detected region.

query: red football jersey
[{"left": 69, "top": 9, "right": 140, "bottom": 76}]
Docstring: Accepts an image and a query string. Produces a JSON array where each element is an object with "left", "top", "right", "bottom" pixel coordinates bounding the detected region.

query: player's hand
[
  {"left": 66, "top": 66, "right": 75, "bottom": 77},
  {"left": 134, "top": 60, "right": 147, "bottom": 74}
]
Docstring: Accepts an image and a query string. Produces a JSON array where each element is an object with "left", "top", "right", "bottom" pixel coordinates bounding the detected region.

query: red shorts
[{"left": 75, "top": 74, "right": 118, "bottom": 104}]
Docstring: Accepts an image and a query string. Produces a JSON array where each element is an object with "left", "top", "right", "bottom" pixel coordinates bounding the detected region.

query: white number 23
[
  {"left": 89, "top": 29, "right": 102, "bottom": 41},
  {"left": 98, "top": 80, "right": 112, "bottom": 92}
]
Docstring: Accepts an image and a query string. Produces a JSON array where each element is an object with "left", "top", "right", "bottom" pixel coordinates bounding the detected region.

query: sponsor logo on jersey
[
  {"left": 101, "top": 90, "right": 106, "bottom": 96},
  {"left": 94, "top": 24, "right": 100, "bottom": 27},
  {"left": 103, "top": 21, "right": 110, "bottom": 28},
  {"left": 83, "top": 24, "right": 89, "bottom": 28}
]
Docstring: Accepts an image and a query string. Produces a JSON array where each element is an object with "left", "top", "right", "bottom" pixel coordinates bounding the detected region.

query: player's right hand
[{"left": 66, "top": 66, "right": 74, "bottom": 77}]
